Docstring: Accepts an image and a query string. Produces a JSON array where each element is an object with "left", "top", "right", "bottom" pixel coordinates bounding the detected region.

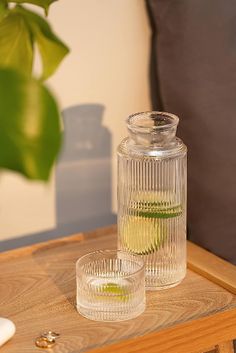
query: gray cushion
[{"left": 147, "top": 0, "right": 236, "bottom": 264}]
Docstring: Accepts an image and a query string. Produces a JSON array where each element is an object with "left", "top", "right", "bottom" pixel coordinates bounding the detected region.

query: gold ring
[
  {"left": 42, "top": 331, "right": 60, "bottom": 342},
  {"left": 35, "top": 336, "right": 55, "bottom": 349}
]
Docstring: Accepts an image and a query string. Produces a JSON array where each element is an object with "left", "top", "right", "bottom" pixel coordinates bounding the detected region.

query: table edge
[
  {"left": 87, "top": 307, "right": 236, "bottom": 353},
  {"left": 0, "top": 225, "right": 117, "bottom": 260}
]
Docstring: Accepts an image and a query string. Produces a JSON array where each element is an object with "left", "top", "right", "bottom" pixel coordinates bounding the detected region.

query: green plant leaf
[
  {"left": 16, "top": 5, "right": 69, "bottom": 80},
  {"left": 0, "top": 10, "right": 33, "bottom": 74},
  {"left": 0, "top": 68, "right": 62, "bottom": 180},
  {"left": 8, "top": 0, "right": 57, "bottom": 15},
  {"left": 0, "top": 1, "right": 9, "bottom": 22}
]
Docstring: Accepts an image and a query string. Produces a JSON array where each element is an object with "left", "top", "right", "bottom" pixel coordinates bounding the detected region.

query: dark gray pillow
[{"left": 146, "top": 0, "right": 236, "bottom": 264}]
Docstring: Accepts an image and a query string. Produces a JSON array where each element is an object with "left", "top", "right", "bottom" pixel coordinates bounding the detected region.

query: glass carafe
[{"left": 117, "top": 112, "right": 187, "bottom": 290}]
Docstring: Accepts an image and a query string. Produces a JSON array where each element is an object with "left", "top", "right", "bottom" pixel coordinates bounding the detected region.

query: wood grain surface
[
  {"left": 216, "top": 341, "right": 234, "bottom": 353},
  {"left": 88, "top": 309, "right": 236, "bottom": 353},
  {"left": 0, "top": 225, "right": 236, "bottom": 353},
  {"left": 188, "top": 241, "right": 236, "bottom": 295}
]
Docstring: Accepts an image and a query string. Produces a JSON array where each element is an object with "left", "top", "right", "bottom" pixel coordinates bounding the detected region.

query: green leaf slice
[{"left": 0, "top": 68, "right": 62, "bottom": 180}]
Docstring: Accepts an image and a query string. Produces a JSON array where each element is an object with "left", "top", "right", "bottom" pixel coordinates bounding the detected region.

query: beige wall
[{"left": 0, "top": 0, "right": 151, "bottom": 243}]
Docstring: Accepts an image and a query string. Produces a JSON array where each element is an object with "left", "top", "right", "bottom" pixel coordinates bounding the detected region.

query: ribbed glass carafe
[{"left": 117, "top": 112, "right": 187, "bottom": 290}]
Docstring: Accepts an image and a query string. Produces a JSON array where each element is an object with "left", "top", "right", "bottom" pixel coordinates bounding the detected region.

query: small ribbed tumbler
[{"left": 76, "top": 250, "right": 145, "bottom": 321}]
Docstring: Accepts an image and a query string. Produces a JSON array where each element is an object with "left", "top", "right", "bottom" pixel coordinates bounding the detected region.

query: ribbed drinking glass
[
  {"left": 76, "top": 250, "right": 145, "bottom": 321},
  {"left": 117, "top": 112, "right": 187, "bottom": 290}
]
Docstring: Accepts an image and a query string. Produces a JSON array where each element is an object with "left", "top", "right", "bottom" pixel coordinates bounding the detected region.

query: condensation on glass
[{"left": 117, "top": 112, "right": 187, "bottom": 290}]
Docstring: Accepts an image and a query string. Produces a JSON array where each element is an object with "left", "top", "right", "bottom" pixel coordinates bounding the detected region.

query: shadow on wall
[
  {"left": 0, "top": 104, "right": 116, "bottom": 251},
  {"left": 56, "top": 103, "right": 116, "bottom": 235}
]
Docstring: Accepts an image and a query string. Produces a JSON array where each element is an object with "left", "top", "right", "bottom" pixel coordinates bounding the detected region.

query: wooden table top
[{"left": 0, "top": 225, "right": 236, "bottom": 353}]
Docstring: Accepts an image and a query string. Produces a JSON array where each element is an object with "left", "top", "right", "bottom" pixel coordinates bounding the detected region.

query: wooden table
[{"left": 1, "top": 225, "right": 236, "bottom": 353}]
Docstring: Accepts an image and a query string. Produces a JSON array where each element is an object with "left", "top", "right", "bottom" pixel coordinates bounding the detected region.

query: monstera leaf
[
  {"left": 0, "top": 10, "right": 33, "bottom": 74},
  {"left": 8, "top": 0, "right": 57, "bottom": 15},
  {"left": 0, "top": 1, "right": 8, "bottom": 21},
  {"left": 0, "top": 6, "right": 69, "bottom": 80},
  {"left": 0, "top": 1, "right": 69, "bottom": 181},
  {"left": 0, "top": 68, "right": 62, "bottom": 180},
  {"left": 15, "top": 5, "right": 69, "bottom": 80}
]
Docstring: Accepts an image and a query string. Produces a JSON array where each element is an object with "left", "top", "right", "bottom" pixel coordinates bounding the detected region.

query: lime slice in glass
[
  {"left": 100, "top": 283, "right": 129, "bottom": 302},
  {"left": 129, "top": 191, "right": 182, "bottom": 219},
  {"left": 133, "top": 205, "right": 182, "bottom": 219},
  {"left": 120, "top": 216, "right": 166, "bottom": 255}
]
